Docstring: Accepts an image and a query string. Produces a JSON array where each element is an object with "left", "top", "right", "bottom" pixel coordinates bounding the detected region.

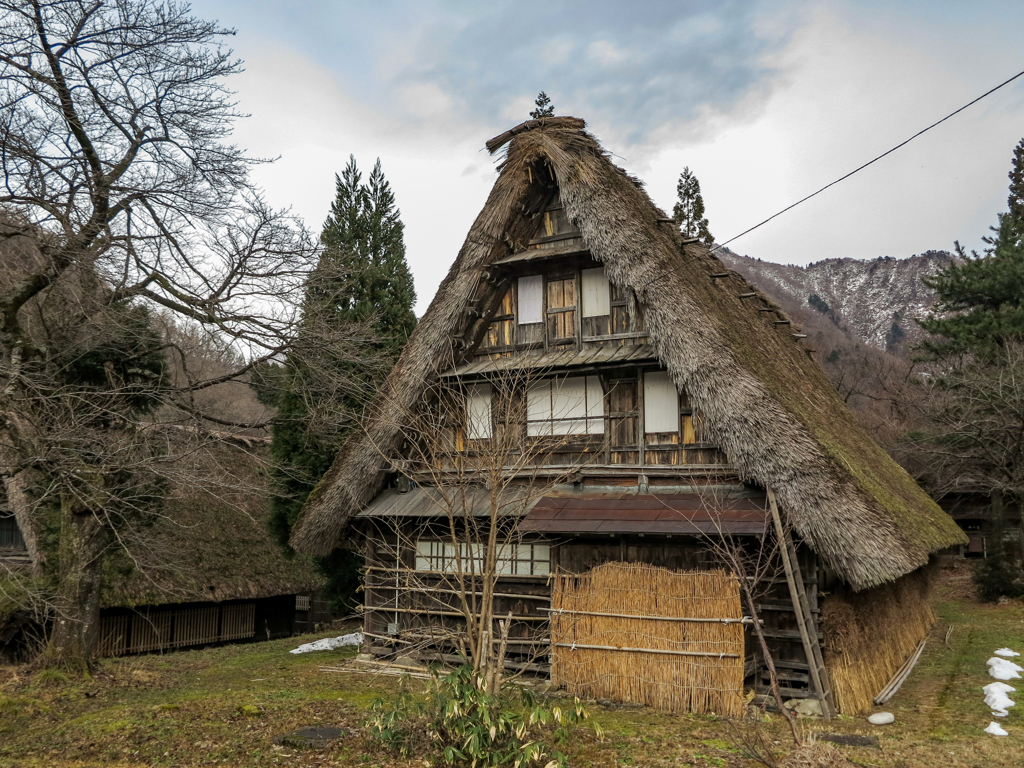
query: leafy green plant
[{"left": 367, "top": 665, "right": 599, "bottom": 767}]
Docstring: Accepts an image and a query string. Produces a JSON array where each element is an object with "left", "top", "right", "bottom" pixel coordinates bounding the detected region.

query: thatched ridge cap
[{"left": 485, "top": 116, "right": 587, "bottom": 154}]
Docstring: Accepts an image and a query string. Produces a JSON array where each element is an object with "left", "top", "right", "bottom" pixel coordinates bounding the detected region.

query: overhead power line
[{"left": 643, "top": 65, "right": 1024, "bottom": 290}]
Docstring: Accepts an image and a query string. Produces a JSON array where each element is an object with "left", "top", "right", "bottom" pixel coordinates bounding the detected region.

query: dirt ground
[{"left": 1, "top": 559, "right": 1022, "bottom": 767}]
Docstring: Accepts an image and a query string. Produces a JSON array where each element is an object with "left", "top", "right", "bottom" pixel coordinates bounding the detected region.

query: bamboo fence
[{"left": 551, "top": 562, "right": 745, "bottom": 717}]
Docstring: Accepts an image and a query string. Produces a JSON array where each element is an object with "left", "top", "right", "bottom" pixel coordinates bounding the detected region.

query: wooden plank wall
[{"left": 96, "top": 602, "right": 258, "bottom": 657}]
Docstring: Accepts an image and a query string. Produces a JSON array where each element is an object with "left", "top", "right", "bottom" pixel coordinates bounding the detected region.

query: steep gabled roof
[{"left": 291, "top": 117, "right": 965, "bottom": 590}]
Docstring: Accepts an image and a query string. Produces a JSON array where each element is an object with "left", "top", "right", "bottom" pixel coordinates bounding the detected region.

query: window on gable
[
  {"left": 517, "top": 275, "right": 543, "bottom": 324},
  {"left": 581, "top": 267, "right": 610, "bottom": 317},
  {"left": 643, "top": 371, "right": 679, "bottom": 433},
  {"left": 526, "top": 375, "right": 604, "bottom": 436},
  {"left": 466, "top": 383, "right": 493, "bottom": 439}
]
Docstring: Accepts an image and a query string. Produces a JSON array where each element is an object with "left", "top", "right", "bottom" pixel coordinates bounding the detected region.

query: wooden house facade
[{"left": 292, "top": 117, "right": 966, "bottom": 715}]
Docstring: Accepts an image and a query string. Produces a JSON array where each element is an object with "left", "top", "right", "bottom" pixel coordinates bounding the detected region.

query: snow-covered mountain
[{"left": 717, "top": 248, "right": 953, "bottom": 351}]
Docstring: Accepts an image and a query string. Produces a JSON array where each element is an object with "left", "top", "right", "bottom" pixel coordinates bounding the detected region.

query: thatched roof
[
  {"left": 291, "top": 116, "right": 965, "bottom": 591},
  {"left": 102, "top": 441, "right": 323, "bottom": 608}
]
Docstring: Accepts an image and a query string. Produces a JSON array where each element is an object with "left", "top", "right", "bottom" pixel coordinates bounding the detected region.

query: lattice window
[
  {"left": 415, "top": 540, "right": 550, "bottom": 576},
  {"left": 527, "top": 376, "right": 604, "bottom": 436}
]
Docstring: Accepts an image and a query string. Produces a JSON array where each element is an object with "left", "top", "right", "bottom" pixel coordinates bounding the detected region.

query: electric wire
[{"left": 640, "top": 66, "right": 1024, "bottom": 291}]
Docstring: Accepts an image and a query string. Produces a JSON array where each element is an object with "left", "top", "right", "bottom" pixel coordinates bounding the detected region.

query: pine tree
[
  {"left": 912, "top": 138, "right": 1024, "bottom": 599},
  {"left": 672, "top": 167, "right": 714, "bottom": 246},
  {"left": 530, "top": 91, "right": 554, "bottom": 119},
  {"left": 1009, "top": 137, "right": 1024, "bottom": 225},
  {"left": 264, "top": 155, "right": 416, "bottom": 610},
  {"left": 918, "top": 139, "right": 1024, "bottom": 360}
]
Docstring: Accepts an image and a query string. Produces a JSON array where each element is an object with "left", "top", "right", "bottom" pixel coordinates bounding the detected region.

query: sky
[{"left": 191, "top": 0, "right": 1024, "bottom": 313}]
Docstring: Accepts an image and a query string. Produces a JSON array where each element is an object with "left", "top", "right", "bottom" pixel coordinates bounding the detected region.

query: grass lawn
[{"left": 2, "top": 561, "right": 1023, "bottom": 767}]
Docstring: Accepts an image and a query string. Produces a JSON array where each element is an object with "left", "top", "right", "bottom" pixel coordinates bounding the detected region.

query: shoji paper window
[
  {"left": 466, "top": 383, "right": 493, "bottom": 439},
  {"left": 526, "top": 376, "right": 604, "bottom": 436},
  {"left": 581, "top": 267, "right": 611, "bottom": 317},
  {"left": 416, "top": 540, "right": 550, "bottom": 576},
  {"left": 517, "top": 274, "right": 543, "bottom": 324},
  {"left": 643, "top": 371, "right": 679, "bottom": 433}
]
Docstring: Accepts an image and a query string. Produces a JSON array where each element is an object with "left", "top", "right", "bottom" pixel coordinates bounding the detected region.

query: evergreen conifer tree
[
  {"left": 913, "top": 138, "right": 1024, "bottom": 599},
  {"left": 672, "top": 167, "right": 714, "bottom": 246},
  {"left": 918, "top": 139, "right": 1024, "bottom": 359},
  {"left": 530, "top": 91, "right": 554, "bottom": 119},
  {"left": 263, "top": 155, "right": 416, "bottom": 610},
  {"left": 1008, "top": 137, "right": 1024, "bottom": 225}
]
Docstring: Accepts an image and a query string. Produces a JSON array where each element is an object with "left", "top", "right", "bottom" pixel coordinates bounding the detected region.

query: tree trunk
[{"left": 38, "top": 493, "right": 109, "bottom": 673}]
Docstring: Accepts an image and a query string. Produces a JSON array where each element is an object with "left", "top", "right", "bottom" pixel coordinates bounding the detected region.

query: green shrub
[{"left": 367, "top": 665, "right": 598, "bottom": 767}]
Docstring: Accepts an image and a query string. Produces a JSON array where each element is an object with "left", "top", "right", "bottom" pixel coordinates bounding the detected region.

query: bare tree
[
  {"left": 0, "top": 1, "right": 369, "bottom": 669},
  {"left": 363, "top": 366, "right": 591, "bottom": 694}
]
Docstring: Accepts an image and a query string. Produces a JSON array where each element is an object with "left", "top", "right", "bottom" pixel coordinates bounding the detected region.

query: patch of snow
[
  {"left": 984, "top": 690, "right": 1015, "bottom": 713},
  {"left": 987, "top": 657, "right": 1023, "bottom": 680},
  {"left": 985, "top": 721, "right": 1009, "bottom": 736},
  {"left": 995, "top": 648, "right": 1020, "bottom": 658},
  {"left": 984, "top": 682, "right": 1017, "bottom": 695},
  {"left": 290, "top": 632, "right": 364, "bottom": 655}
]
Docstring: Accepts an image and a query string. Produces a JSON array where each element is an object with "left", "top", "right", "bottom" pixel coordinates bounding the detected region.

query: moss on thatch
[
  {"left": 290, "top": 116, "right": 965, "bottom": 590},
  {"left": 102, "top": 442, "right": 322, "bottom": 608}
]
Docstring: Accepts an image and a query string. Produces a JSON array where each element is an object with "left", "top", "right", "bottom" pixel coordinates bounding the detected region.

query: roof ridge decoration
[{"left": 291, "top": 117, "right": 965, "bottom": 590}]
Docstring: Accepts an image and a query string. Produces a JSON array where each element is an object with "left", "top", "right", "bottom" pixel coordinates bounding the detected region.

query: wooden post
[{"left": 768, "top": 488, "right": 835, "bottom": 719}]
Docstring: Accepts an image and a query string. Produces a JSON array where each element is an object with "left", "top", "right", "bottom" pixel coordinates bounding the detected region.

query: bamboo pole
[
  {"left": 553, "top": 642, "right": 741, "bottom": 659},
  {"left": 545, "top": 608, "right": 754, "bottom": 624}
]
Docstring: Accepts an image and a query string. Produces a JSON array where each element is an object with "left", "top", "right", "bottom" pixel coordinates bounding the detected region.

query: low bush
[{"left": 367, "top": 665, "right": 599, "bottom": 767}]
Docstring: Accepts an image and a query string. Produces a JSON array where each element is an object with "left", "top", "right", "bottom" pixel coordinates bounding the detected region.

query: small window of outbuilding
[
  {"left": 581, "top": 267, "right": 610, "bottom": 317},
  {"left": 517, "top": 275, "right": 543, "bottom": 324},
  {"left": 527, "top": 376, "right": 604, "bottom": 436},
  {"left": 643, "top": 371, "right": 679, "bottom": 433},
  {"left": 466, "top": 383, "right": 493, "bottom": 439}
]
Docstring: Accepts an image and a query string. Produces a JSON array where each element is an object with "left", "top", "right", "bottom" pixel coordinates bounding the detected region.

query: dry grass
[
  {"left": 822, "top": 563, "right": 936, "bottom": 714},
  {"left": 551, "top": 562, "right": 745, "bottom": 716},
  {"left": 782, "top": 742, "right": 853, "bottom": 768}
]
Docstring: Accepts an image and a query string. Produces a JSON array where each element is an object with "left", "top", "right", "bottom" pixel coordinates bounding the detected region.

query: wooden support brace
[{"left": 768, "top": 488, "right": 836, "bottom": 719}]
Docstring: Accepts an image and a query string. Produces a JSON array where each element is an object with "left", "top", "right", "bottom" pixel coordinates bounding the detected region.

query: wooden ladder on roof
[{"left": 768, "top": 488, "right": 836, "bottom": 719}]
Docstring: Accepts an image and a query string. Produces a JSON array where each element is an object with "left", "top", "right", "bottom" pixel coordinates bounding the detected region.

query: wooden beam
[{"left": 768, "top": 489, "right": 835, "bottom": 719}]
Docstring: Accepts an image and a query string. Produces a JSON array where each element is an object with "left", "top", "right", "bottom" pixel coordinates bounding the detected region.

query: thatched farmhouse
[
  {"left": 291, "top": 117, "right": 965, "bottom": 715},
  {"left": 1, "top": 443, "right": 325, "bottom": 660}
]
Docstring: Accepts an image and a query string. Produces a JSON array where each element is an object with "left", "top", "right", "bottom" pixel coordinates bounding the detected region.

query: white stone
[{"left": 868, "top": 712, "right": 895, "bottom": 725}]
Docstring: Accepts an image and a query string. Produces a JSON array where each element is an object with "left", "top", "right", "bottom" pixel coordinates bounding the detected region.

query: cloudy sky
[{"left": 192, "top": 0, "right": 1024, "bottom": 312}]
